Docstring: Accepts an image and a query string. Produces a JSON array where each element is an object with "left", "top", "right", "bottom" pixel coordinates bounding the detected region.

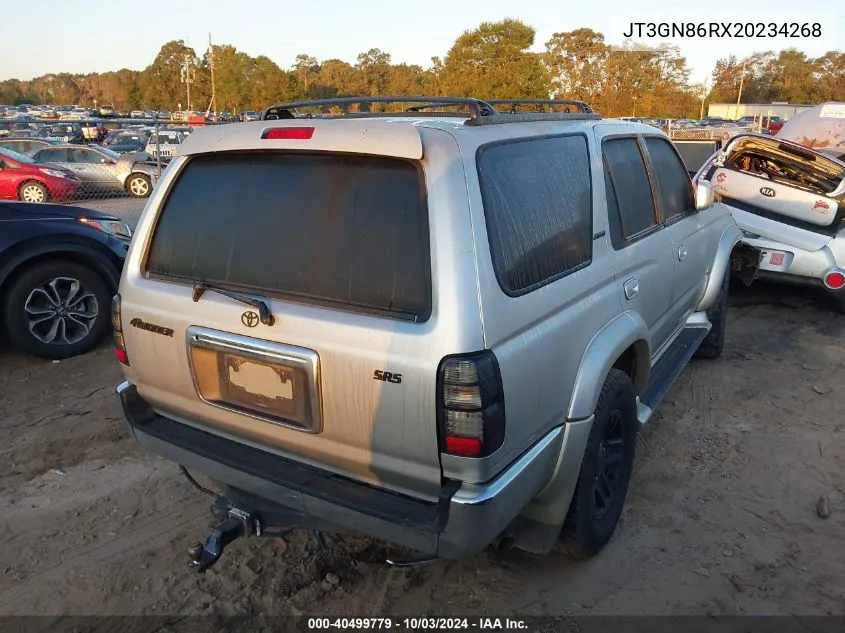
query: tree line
[{"left": 1, "top": 20, "right": 843, "bottom": 118}]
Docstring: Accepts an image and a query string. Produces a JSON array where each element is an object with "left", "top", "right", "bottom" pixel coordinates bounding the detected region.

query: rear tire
[
  {"left": 561, "top": 369, "right": 638, "bottom": 560},
  {"left": 18, "top": 181, "right": 48, "bottom": 203},
  {"left": 3, "top": 260, "right": 112, "bottom": 360},
  {"left": 696, "top": 267, "right": 729, "bottom": 359}
]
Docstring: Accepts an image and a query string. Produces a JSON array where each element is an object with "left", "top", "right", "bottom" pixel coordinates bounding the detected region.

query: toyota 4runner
[{"left": 113, "top": 97, "right": 759, "bottom": 569}]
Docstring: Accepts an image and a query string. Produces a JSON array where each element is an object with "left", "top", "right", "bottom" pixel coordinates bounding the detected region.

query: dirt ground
[{"left": 0, "top": 281, "right": 843, "bottom": 618}]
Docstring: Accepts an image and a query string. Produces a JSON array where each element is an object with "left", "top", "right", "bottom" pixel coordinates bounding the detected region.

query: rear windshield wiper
[{"left": 191, "top": 282, "right": 275, "bottom": 326}]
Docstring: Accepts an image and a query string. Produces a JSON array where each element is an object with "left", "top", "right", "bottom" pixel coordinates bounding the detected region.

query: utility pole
[
  {"left": 736, "top": 58, "right": 747, "bottom": 119},
  {"left": 207, "top": 33, "right": 216, "bottom": 117},
  {"left": 181, "top": 54, "right": 196, "bottom": 113}
]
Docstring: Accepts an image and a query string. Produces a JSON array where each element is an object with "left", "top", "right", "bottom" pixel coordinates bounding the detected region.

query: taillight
[
  {"left": 437, "top": 351, "right": 505, "bottom": 458},
  {"left": 261, "top": 127, "right": 314, "bottom": 140},
  {"left": 112, "top": 294, "right": 128, "bottom": 365},
  {"left": 823, "top": 269, "right": 845, "bottom": 290}
]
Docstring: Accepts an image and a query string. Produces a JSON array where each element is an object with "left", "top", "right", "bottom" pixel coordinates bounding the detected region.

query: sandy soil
[{"left": 0, "top": 282, "right": 843, "bottom": 618}]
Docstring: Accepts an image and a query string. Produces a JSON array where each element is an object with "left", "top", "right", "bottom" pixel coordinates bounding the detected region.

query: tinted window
[
  {"left": 477, "top": 135, "right": 592, "bottom": 295},
  {"left": 35, "top": 148, "right": 68, "bottom": 162},
  {"left": 146, "top": 152, "right": 431, "bottom": 321},
  {"left": 71, "top": 148, "right": 99, "bottom": 163},
  {"left": 602, "top": 138, "right": 657, "bottom": 240},
  {"left": 644, "top": 137, "right": 695, "bottom": 220}
]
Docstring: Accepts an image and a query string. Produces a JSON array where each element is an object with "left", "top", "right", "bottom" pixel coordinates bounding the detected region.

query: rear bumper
[
  {"left": 738, "top": 233, "right": 840, "bottom": 291},
  {"left": 116, "top": 381, "right": 564, "bottom": 558}
]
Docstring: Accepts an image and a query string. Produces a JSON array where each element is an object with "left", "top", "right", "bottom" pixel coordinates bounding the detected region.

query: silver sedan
[{"left": 30, "top": 144, "right": 159, "bottom": 198}]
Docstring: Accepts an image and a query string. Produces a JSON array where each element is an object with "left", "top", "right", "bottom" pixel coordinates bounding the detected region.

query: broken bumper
[{"left": 116, "top": 381, "right": 563, "bottom": 558}]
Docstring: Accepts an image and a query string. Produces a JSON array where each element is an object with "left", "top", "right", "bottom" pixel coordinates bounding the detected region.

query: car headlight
[
  {"left": 79, "top": 218, "right": 132, "bottom": 240},
  {"left": 39, "top": 168, "right": 70, "bottom": 178}
]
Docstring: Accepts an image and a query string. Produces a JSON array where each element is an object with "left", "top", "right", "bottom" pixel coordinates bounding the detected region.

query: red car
[
  {"left": 0, "top": 147, "right": 80, "bottom": 203},
  {"left": 737, "top": 115, "right": 785, "bottom": 133}
]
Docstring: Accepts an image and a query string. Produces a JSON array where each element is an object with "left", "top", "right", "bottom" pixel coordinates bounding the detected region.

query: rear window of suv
[{"left": 145, "top": 152, "right": 432, "bottom": 321}]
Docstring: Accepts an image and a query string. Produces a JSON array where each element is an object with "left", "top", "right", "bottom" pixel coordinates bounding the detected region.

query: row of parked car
[
  {"left": 620, "top": 115, "right": 786, "bottom": 134},
  {"left": 1, "top": 103, "right": 263, "bottom": 123}
]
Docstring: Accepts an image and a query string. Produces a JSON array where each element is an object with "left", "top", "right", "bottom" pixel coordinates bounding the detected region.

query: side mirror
[
  {"left": 0, "top": 161, "right": 4, "bottom": 169},
  {"left": 102, "top": 157, "right": 114, "bottom": 164},
  {"left": 695, "top": 179, "right": 714, "bottom": 210}
]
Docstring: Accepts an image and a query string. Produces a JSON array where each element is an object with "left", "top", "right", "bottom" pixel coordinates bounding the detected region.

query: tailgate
[{"left": 120, "top": 148, "right": 450, "bottom": 501}]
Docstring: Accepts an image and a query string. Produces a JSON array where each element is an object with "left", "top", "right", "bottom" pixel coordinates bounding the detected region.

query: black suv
[{"left": 0, "top": 201, "right": 131, "bottom": 359}]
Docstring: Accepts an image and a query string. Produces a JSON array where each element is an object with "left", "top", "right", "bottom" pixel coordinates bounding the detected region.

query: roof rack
[
  {"left": 485, "top": 99, "right": 595, "bottom": 114},
  {"left": 258, "top": 96, "right": 602, "bottom": 127},
  {"left": 260, "top": 96, "right": 499, "bottom": 122}
]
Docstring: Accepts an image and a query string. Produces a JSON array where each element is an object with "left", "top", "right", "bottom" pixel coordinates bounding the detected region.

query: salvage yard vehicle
[
  {"left": 113, "top": 96, "right": 759, "bottom": 570},
  {"left": 31, "top": 144, "right": 159, "bottom": 198},
  {"left": 695, "top": 133, "right": 845, "bottom": 311},
  {"left": 0, "top": 201, "right": 130, "bottom": 359},
  {"left": 144, "top": 129, "right": 185, "bottom": 159}
]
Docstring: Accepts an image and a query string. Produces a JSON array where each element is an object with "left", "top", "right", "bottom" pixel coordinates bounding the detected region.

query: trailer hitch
[{"left": 189, "top": 507, "right": 261, "bottom": 573}]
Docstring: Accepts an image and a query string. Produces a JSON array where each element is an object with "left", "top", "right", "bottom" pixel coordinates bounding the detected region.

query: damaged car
[
  {"left": 695, "top": 133, "right": 845, "bottom": 311},
  {"left": 30, "top": 144, "right": 160, "bottom": 199}
]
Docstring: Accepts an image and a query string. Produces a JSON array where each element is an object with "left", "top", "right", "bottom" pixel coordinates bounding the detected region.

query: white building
[{"left": 707, "top": 102, "right": 816, "bottom": 120}]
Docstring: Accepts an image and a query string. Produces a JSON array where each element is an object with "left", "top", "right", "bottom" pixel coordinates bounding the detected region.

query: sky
[{"left": 1, "top": 0, "right": 842, "bottom": 87}]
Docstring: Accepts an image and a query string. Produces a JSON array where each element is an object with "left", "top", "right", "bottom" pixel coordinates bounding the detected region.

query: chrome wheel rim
[
  {"left": 129, "top": 176, "right": 150, "bottom": 196},
  {"left": 22, "top": 184, "right": 45, "bottom": 202},
  {"left": 24, "top": 277, "right": 98, "bottom": 345}
]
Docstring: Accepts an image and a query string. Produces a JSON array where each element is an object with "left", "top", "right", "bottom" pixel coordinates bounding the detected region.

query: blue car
[{"left": 0, "top": 201, "right": 131, "bottom": 359}]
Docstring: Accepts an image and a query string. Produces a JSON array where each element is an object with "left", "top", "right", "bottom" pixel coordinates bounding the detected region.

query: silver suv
[{"left": 113, "top": 97, "right": 759, "bottom": 569}]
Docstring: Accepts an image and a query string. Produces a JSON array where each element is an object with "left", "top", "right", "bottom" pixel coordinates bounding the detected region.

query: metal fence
[{"left": 0, "top": 117, "right": 229, "bottom": 229}]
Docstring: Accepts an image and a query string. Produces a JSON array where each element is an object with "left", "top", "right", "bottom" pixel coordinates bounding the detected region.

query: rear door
[
  {"left": 121, "top": 145, "right": 468, "bottom": 501},
  {"left": 642, "top": 135, "right": 722, "bottom": 316},
  {"left": 600, "top": 133, "right": 677, "bottom": 352}
]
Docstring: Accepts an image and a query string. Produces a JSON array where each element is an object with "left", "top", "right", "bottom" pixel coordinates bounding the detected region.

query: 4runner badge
[
  {"left": 241, "top": 311, "right": 260, "bottom": 327},
  {"left": 130, "top": 318, "right": 174, "bottom": 338},
  {"left": 760, "top": 187, "right": 776, "bottom": 198}
]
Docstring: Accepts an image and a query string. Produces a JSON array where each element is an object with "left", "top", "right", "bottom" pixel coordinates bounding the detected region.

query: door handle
[
  {"left": 678, "top": 245, "right": 688, "bottom": 261},
  {"left": 623, "top": 278, "right": 639, "bottom": 300}
]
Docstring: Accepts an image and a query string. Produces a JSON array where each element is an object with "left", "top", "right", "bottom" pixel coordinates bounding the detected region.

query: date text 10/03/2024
[{"left": 307, "top": 618, "right": 528, "bottom": 630}]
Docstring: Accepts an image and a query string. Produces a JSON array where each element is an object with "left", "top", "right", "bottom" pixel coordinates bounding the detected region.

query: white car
[
  {"left": 695, "top": 133, "right": 845, "bottom": 311},
  {"left": 145, "top": 130, "right": 185, "bottom": 158}
]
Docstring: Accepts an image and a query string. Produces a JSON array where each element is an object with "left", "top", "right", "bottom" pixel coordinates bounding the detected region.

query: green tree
[
  {"left": 544, "top": 28, "right": 609, "bottom": 102},
  {"left": 437, "top": 19, "right": 551, "bottom": 99},
  {"left": 813, "top": 51, "right": 845, "bottom": 101},
  {"left": 292, "top": 54, "right": 319, "bottom": 95},
  {"left": 139, "top": 40, "right": 201, "bottom": 110},
  {"left": 766, "top": 49, "right": 818, "bottom": 103}
]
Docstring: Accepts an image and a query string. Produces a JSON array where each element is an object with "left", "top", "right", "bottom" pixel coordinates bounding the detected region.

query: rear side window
[
  {"left": 146, "top": 152, "right": 432, "bottom": 321},
  {"left": 602, "top": 138, "right": 657, "bottom": 243},
  {"left": 477, "top": 135, "right": 592, "bottom": 295},
  {"left": 644, "top": 137, "right": 695, "bottom": 220}
]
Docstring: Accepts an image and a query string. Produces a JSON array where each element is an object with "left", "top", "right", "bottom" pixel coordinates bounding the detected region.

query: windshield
[
  {"left": 0, "top": 147, "right": 35, "bottom": 164},
  {"left": 100, "top": 147, "right": 122, "bottom": 160}
]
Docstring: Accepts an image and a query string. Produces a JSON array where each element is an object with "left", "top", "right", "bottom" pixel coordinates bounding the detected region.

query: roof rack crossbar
[
  {"left": 485, "top": 99, "right": 595, "bottom": 114},
  {"left": 464, "top": 112, "right": 602, "bottom": 127},
  {"left": 260, "top": 96, "right": 499, "bottom": 122}
]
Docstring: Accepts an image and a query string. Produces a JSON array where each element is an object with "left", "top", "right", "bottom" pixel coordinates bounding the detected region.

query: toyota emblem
[{"left": 241, "top": 311, "right": 259, "bottom": 327}]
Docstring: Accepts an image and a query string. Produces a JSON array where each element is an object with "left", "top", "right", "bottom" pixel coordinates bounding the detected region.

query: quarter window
[{"left": 477, "top": 135, "right": 593, "bottom": 295}]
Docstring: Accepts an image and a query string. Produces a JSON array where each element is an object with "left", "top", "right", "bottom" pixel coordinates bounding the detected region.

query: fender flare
[
  {"left": 0, "top": 240, "right": 121, "bottom": 295},
  {"left": 566, "top": 310, "right": 650, "bottom": 421},
  {"left": 696, "top": 222, "right": 742, "bottom": 312}
]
